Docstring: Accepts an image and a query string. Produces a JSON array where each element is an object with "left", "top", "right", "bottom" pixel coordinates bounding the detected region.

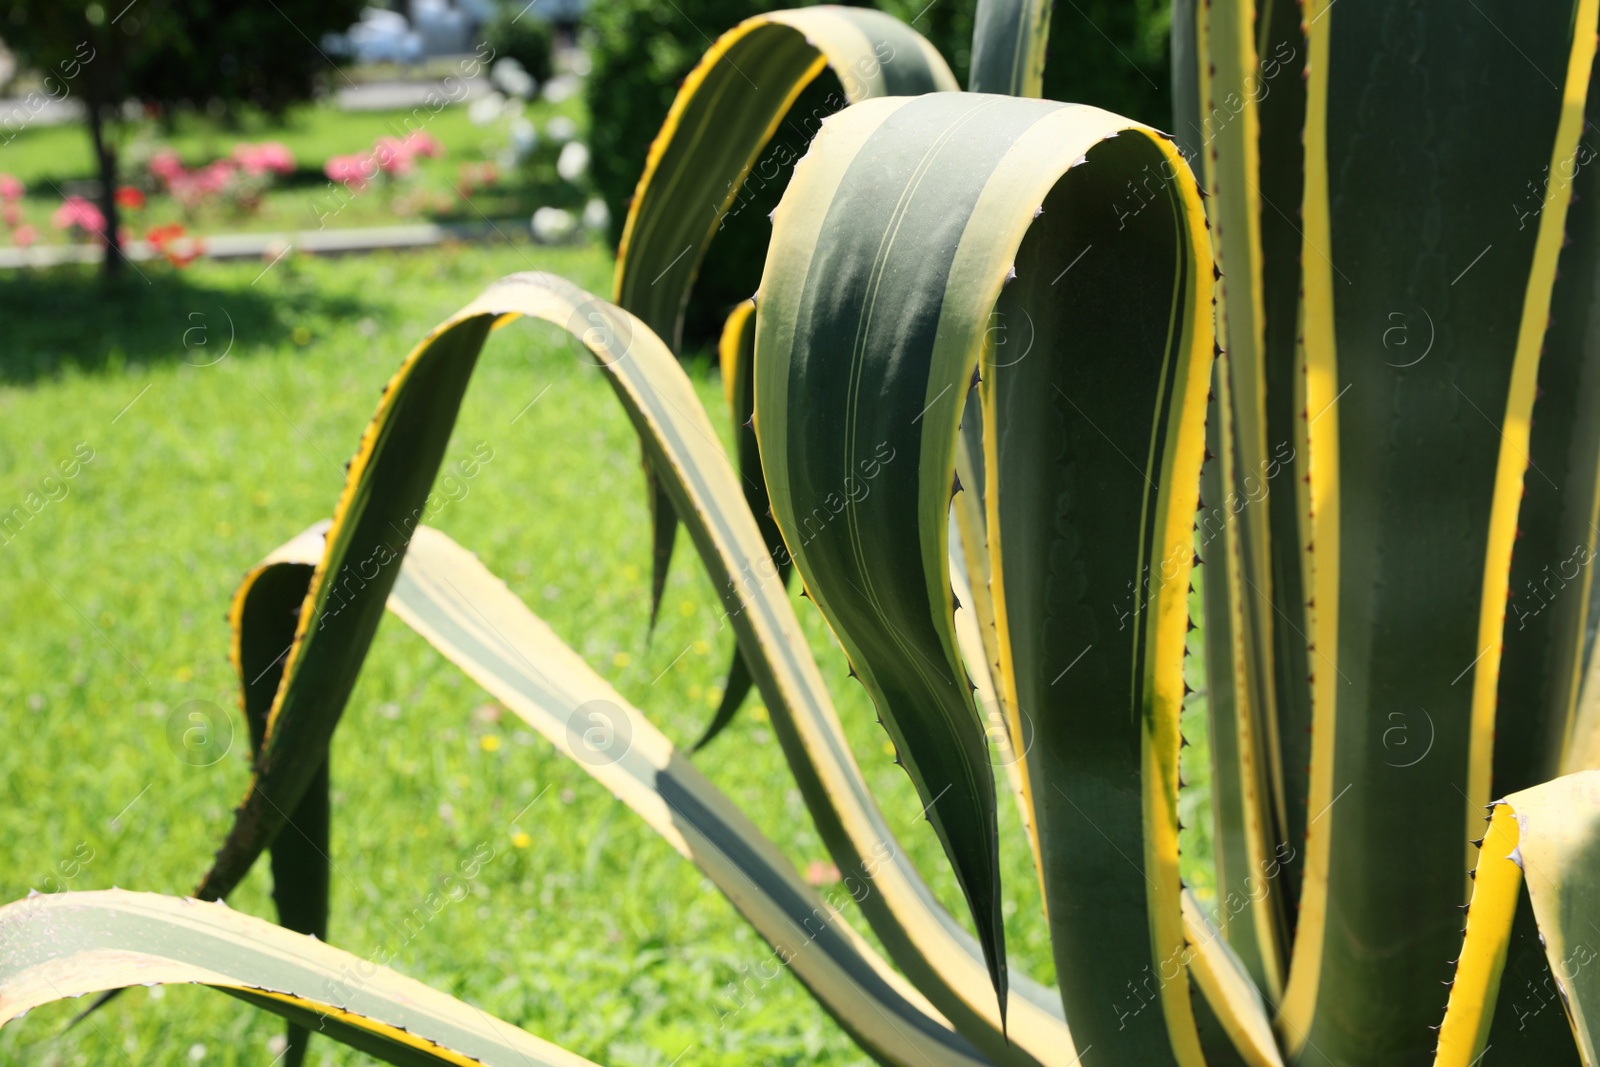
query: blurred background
[{"left": 0, "top": 0, "right": 1170, "bottom": 346}]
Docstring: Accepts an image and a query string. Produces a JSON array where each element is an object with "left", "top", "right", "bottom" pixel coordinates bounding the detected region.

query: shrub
[{"left": 485, "top": 6, "right": 556, "bottom": 86}]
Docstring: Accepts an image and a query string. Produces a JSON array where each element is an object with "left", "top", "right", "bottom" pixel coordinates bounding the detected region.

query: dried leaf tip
[{"left": 1004, "top": 264, "right": 1018, "bottom": 285}]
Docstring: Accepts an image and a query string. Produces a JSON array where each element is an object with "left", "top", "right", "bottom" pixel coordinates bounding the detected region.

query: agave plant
[{"left": 5, "top": 1, "right": 1600, "bottom": 1066}]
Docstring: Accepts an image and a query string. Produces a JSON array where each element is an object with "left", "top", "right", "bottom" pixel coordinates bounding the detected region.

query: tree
[{"left": 3, "top": 0, "right": 363, "bottom": 277}]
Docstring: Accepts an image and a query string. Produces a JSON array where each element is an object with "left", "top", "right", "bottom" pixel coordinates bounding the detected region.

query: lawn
[
  {"left": 0, "top": 240, "right": 1212, "bottom": 1065},
  {"left": 0, "top": 92, "right": 587, "bottom": 242}
]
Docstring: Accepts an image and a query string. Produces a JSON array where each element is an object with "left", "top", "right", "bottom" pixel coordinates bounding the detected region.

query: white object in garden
[
  {"left": 335, "top": 8, "right": 424, "bottom": 64},
  {"left": 542, "top": 74, "right": 580, "bottom": 104},
  {"left": 468, "top": 92, "right": 506, "bottom": 126},
  {"left": 557, "top": 141, "right": 590, "bottom": 183},
  {"left": 491, "top": 57, "right": 537, "bottom": 101},
  {"left": 509, "top": 117, "right": 539, "bottom": 164},
  {"left": 582, "top": 198, "right": 610, "bottom": 233},
  {"left": 412, "top": 0, "right": 470, "bottom": 55},
  {"left": 531, "top": 207, "right": 577, "bottom": 244},
  {"left": 545, "top": 115, "right": 578, "bottom": 145}
]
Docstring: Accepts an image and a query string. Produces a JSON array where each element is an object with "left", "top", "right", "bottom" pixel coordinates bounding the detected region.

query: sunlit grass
[{"left": 0, "top": 239, "right": 1198, "bottom": 1065}]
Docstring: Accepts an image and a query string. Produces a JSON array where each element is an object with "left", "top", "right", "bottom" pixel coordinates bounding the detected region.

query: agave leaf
[
  {"left": 72, "top": 534, "right": 338, "bottom": 1045},
  {"left": 0, "top": 890, "right": 597, "bottom": 1067},
  {"left": 195, "top": 311, "right": 496, "bottom": 906},
  {"left": 697, "top": 300, "right": 789, "bottom": 751},
  {"left": 978, "top": 108, "right": 1212, "bottom": 1065},
  {"left": 757, "top": 91, "right": 1213, "bottom": 1060},
  {"left": 196, "top": 269, "right": 1070, "bottom": 1066},
  {"left": 950, "top": 497, "right": 1040, "bottom": 889},
  {"left": 1195, "top": 352, "right": 1289, "bottom": 1002},
  {"left": 246, "top": 522, "right": 989, "bottom": 1067},
  {"left": 1182, "top": 891, "right": 1286, "bottom": 1067},
  {"left": 613, "top": 5, "right": 957, "bottom": 354},
  {"left": 1280, "top": 3, "right": 1600, "bottom": 1060},
  {"left": 695, "top": 646, "right": 752, "bottom": 752},
  {"left": 967, "top": 0, "right": 1051, "bottom": 96},
  {"left": 643, "top": 457, "right": 678, "bottom": 631},
  {"left": 1510, "top": 51, "right": 1600, "bottom": 789},
  {"left": 1434, "top": 771, "right": 1600, "bottom": 1066},
  {"left": 612, "top": 4, "right": 957, "bottom": 697},
  {"left": 480, "top": 278, "right": 1073, "bottom": 1066},
  {"left": 231, "top": 532, "right": 334, "bottom": 1067},
  {"left": 1248, "top": 0, "right": 1311, "bottom": 928},
  {"left": 1178, "top": 0, "right": 1302, "bottom": 967},
  {"left": 1439, "top": 808, "right": 1581, "bottom": 1067}
]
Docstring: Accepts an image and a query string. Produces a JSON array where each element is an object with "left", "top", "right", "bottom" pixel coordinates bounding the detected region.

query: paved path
[
  {"left": 0, "top": 77, "right": 488, "bottom": 132},
  {"left": 0, "top": 219, "right": 539, "bottom": 270},
  {"left": 334, "top": 77, "right": 489, "bottom": 111}
]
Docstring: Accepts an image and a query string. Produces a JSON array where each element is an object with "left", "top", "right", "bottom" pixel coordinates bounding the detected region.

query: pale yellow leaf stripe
[{"left": 0, "top": 890, "right": 598, "bottom": 1067}]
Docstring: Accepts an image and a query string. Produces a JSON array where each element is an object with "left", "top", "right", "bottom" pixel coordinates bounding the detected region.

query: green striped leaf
[
  {"left": 614, "top": 4, "right": 958, "bottom": 353},
  {"left": 0, "top": 890, "right": 596, "bottom": 1067},
  {"left": 242, "top": 522, "right": 989, "bottom": 1067},
  {"left": 951, "top": 428, "right": 1042, "bottom": 880},
  {"left": 1177, "top": 0, "right": 1303, "bottom": 975},
  {"left": 967, "top": 0, "right": 1051, "bottom": 97},
  {"left": 1196, "top": 353, "right": 1290, "bottom": 1003},
  {"left": 1183, "top": 890, "right": 1286, "bottom": 1067},
  {"left": 698, "top": 299, "right": 786, "bottom": 751},
  {"left": 1453, "top": 834, "right": 1582, "bottom": 1066},
  {"left": 230, "top": 534, "right": 333, "bottom": 1067},
  {"left": 196, "top": 304, "right": 496, "bottom": 907},
  {"left": 1434, "top": 771, "right": 1600, "bottom": 1066},
  {"left": 756, "top": 91, "right": 1213, "bottom": 1061},
  {"left": 1502, "top": 51, "right": 1600, "bottom": 792},
  {"left": 193, "top": 269, "right": 1073, "bottom": 1067},
  {"left": 644, "top": 459, "right": 678, "bottom": 630},
  {"left": 1172, "top": 12, "right": 1291, "bottom": 1002},
  {"left": 1280, "top": 3, "right": 1600, "bottom": 1061},
  {"left": 611, "top": 4, "right": 957, "bottom": 682},
  {"left": 1247, "top": 0, "right": 1312, "bottom": 929}
]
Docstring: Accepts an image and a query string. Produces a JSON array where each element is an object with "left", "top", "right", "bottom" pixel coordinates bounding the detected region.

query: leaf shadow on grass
[{"left": 0, "top": 265, "right": 373, "bottom": 386}]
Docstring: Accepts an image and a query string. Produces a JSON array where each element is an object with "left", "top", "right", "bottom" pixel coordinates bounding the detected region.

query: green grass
[
  {"left": 0, "top": 240, "right": 1213, "bottom": 1065},
  {"left": 0, "top": 96, "right": 586, "bottom": 240}
]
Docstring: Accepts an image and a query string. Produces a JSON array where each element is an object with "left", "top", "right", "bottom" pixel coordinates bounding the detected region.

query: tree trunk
[{"left": 86, "top": 102, "right": 121, "bottom": 280}]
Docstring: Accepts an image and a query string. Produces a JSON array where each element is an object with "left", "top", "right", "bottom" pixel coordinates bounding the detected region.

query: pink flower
[
  {"left": 148, "top": 149, "right": 187, "bottom": 186},
  {"left": 325, "top": 153, "right": 373, "bottom": 191},
  {"left": 402, "top": 130, "right": 444, "bottom": 159},
  {"left": 372, "top": 137, "right": 415, "bottom": 175},
  {"left": 233, "top": 141, "right": 296, "bottom": 176},
  {"left": 197, "top": 160, "right": 234, "bottom": 194},
  {"left": 51, "top": 195, "right": 105, "bottom": 236},
  {"left": 2, "top": 204, "right": 18, "bottom": 228},
  {"left": 11, "top": 224, "right": 36, "bottom": 247},
  {"left": 0, "top": 174, "right": 24, "bottom": 201}
]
